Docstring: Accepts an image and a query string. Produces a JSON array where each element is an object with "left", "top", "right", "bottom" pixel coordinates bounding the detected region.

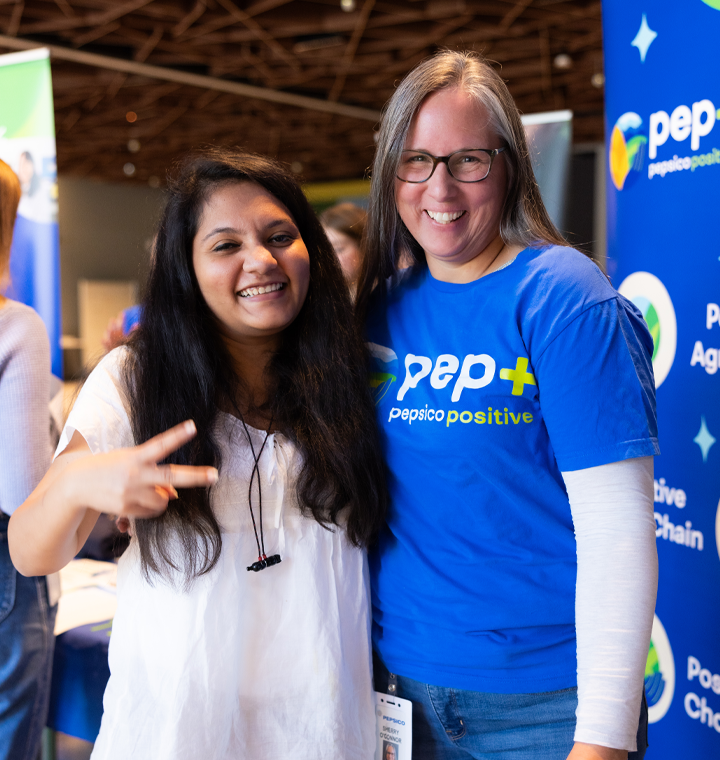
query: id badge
[
  {"left": 374, "top": 690, "right": 412, "bottom": 760},
  {"left": 46, "top": 571, "right": 61, "bottom": 607}
]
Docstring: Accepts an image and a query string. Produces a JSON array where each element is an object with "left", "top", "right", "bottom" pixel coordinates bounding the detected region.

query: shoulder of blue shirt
[{"left": 374, "top": 245, "right": 616, "bottom": 309}]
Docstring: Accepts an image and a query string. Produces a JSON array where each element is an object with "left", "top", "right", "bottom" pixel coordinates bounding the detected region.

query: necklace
[
  {"left": 479, "top": 239, "right": 505, "bottom": 278},
  {"left": 238, "top": 414, "right": 282, "bottom": 572}
]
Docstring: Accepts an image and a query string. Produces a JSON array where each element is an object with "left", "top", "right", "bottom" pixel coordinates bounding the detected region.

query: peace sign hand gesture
[
  {"left": 65, "top": 420, "right": 219, "bottom": 520},
  {"left": 9, "top": 421, "right": 219, "bottom": 577}
]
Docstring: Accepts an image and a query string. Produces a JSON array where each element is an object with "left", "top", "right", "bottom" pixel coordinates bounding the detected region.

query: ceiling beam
[
  {"left": 0, "top": 34, "right": 382, "bottom": 121},
  {"left": 172, "top": 0, "right": 206, "bottom": 38},
  {"left": 20, "top": 0, "right": 155, "bottom": 34},
  {"left": 328, "top": 0, "right": 375, "bottom": 102},
  {"left": 6, "top": 1, "right": 24, "bottom": 37},
  {"left": 499, "top": 0, "right": 535, "bottom": 32}
]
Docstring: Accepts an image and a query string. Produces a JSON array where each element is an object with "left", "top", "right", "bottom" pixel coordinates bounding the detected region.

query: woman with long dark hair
[{"left": 10, "top": 149, "right": 387, "bottom": 759}]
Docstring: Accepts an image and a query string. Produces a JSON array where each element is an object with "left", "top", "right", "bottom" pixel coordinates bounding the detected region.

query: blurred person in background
[
  {"left": 320, "top": 202, "right": 366, "bottom": 299},
  {"left": 0, "top": 158, "right": 56, "bottom": 760},
  {"left": 101, "top": 304, "right": 142, "bottom": 353}
]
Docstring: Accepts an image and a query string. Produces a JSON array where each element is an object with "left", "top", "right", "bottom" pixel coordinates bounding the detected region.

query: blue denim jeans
[
  {"left": 374, "top": 653, "right": 648, "bottom": 760},
  {"left": 0, "top": 513, "right": 57, "bottom": 760}
]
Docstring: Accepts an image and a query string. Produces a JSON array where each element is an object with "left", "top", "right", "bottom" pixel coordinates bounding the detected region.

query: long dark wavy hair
[{"left": 124, "top": 148, "right": 387, "bottom": 583}]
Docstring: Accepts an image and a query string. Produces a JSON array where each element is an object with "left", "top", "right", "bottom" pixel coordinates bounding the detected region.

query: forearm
[
  {"left": 9, "top": 422, "right": 216, "bottom": 576},
  {"left": 568, "top": 743, "right": 628, "bottom": 760},
  {"left": 562, "top": 457, "right": 657, "bottom": 752},
  {"left": 9, "top": 451, "right": 101, "bottom": 576}
]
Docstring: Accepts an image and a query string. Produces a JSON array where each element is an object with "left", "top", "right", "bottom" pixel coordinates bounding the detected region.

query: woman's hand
[
  {"left": 9, "top": 420, "right": 218, "bottom": 576},
  {"left": 567, "top": 743, "right": 628, "bottom": 760},
  {"left": 64, "top": 420, "right": 217, "bottom": 520}
]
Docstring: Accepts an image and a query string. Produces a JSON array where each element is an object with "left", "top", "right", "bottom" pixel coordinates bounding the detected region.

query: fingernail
[
  {"left": 186, "top": 420, "right": 196, "bottom": 434},
  {"left": 169, "top": 486, "right": 179, "bottom": 499},
  {"left": 208, "top": 468, "right": 218, "bottom": 484}
]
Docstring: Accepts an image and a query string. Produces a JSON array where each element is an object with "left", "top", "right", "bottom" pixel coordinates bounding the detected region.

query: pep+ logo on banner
[
  {"left": 618, "top": 272, "right": 677, "bottom": 387},
  {"left": 609, "top": 99, "right": 720, "bottom": 188},
  {"left": 646, "top": 614, "right": 676, "bottom": 723}
]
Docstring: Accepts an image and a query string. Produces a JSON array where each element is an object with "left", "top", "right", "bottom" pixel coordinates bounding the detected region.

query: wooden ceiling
[{"left": 0, "top": 0, "right": 605, "bottom": 185}]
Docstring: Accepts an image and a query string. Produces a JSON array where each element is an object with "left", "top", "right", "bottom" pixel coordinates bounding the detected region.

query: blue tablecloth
[{"left": 47, "top": 619, "right": 111, "bottom": 742}]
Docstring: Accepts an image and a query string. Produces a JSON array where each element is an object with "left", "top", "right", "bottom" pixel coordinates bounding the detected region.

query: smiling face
[
  {"left": 192, "top": 181, "right": 310, "bottom": 352},
  {"left": 395, "top": 86, "right": 509, "bottom": 282}
]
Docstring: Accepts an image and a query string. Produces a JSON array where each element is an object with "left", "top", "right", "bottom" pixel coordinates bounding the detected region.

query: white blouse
[{"left": 57, "top": 349, "right": 375, "bottom": 760}]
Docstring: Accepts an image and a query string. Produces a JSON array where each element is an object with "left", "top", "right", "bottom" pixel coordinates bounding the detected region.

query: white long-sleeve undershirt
[{"left": 562, "top": 456, "right": 657, "bottom": 752}]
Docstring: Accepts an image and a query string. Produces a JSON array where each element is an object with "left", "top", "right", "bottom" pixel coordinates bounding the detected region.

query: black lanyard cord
[{"left": 238, "top": 414, "right": 282, "bottom": 572}]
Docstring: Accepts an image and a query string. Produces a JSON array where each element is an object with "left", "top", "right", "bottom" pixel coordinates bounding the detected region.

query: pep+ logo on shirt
[
  {"left": 373, "top": 348, "right": 536, "bottom": 402},
  {"left": 369, "top": 343, "right": 538, "bottom": 430},
  {"left": 368, "top": 343, "right": 398, "bottom": 404}
]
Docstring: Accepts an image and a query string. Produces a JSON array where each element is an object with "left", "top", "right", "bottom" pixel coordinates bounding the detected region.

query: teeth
[
  {"left": 426, "top": 210, "right": 464, "bottom": 224},
  {"left": 239, "top": 283, "right": 285, "bottom": 298}
]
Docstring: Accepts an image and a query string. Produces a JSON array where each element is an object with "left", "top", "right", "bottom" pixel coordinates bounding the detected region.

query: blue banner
[
  {"left": 602, "top": 2, "right": 720, "bottom": 756},
  {"left": 0, "top": 48, "right": 62, "bottom": 377}
]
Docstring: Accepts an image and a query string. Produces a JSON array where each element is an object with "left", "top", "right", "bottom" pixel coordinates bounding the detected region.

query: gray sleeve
[{"left": 0, "top": 306, "right": 52, "bottom": 515}]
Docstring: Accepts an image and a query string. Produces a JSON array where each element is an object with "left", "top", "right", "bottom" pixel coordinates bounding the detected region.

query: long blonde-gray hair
[
  {"left": 0, "top": 159, "right": 21, "bottom": 284},
  {"left": 357, "top": 50, "right": 565, "bottom": 315}
]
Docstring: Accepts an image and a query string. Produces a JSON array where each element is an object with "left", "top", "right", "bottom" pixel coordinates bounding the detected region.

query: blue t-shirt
[{"left": 366, "top": 246, "right": 659, "bottom": 694}]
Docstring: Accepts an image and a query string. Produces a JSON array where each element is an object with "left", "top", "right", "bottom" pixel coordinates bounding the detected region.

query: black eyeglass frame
[{"left": 396, "top": 147, "right": 507, "bottom": 184}]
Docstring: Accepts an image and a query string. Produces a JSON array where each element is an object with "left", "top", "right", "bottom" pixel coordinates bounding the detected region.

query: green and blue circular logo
[
  {"left": 645, "top": 641, "right": 664, "bottom": 706},
  {"left": 609, "top": 112, "right": 648, "bottom": 191},
  {"left": 368, "top": 342, "right": 398, "bottom": 404},
  {"left": 645, "top": 614, "right": 675, "bottom": 723},
  {"left": 631, "top": 297, "right": 660, "bottom": 362},
  {"left": 618, "top": 272, "right": 677, "bottom": 387},
  {"left": 701, "top": 0, "right": 720, "bottom": 11}
]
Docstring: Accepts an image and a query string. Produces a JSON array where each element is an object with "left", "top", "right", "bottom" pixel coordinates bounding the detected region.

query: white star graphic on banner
[
  {"left": 631, "top": 14, "right": 658, "bottom": 62},
  {"left": 693, "top": 416, "right": 716, "bottom": 462}
]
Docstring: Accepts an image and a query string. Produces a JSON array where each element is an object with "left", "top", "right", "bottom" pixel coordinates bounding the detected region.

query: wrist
[{"left": 572, "top": 742, "right": 628, "bottom": 760}]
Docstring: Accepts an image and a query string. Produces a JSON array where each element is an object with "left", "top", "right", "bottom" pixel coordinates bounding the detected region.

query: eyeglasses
[{"left": 396, "top": 148, "right": 506, "bottom": 183}]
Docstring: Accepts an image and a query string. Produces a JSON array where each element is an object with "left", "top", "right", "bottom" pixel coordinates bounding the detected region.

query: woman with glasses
[{"left": 358, "top": 51, "right": 659, "bottom": 760}]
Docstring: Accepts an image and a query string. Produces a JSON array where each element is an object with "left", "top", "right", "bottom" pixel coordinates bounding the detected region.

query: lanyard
[{"left": 239, "top": 415, "right": 282, "bottom": 572}]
